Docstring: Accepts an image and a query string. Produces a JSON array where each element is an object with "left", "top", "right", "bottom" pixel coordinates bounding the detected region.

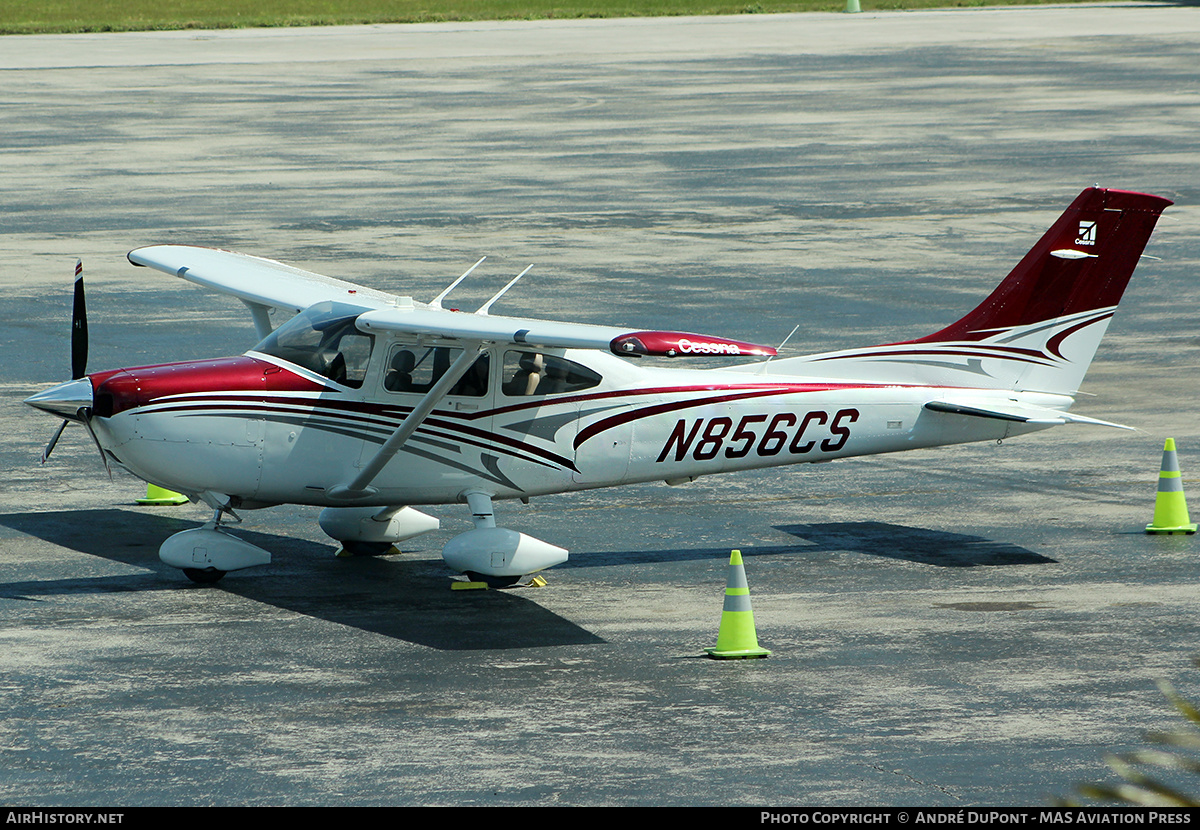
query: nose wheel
[{"left": 183, "top": 567, "right": 226, "bottom": 584}]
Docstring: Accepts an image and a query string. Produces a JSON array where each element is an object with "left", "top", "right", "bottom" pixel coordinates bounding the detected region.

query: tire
[{"left": 183, "top": 567, "right": 226, "bottom": 584}]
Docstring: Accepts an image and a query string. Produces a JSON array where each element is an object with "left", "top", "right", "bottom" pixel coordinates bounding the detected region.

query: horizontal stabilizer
[{"left": 925, "top": 398, "right": 1132, "bottom": 430}]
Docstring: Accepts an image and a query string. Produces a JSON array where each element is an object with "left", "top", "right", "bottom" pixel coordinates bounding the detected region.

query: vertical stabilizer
[{"left": 755, "top": 188, "right": 1172, "bottom": 394}]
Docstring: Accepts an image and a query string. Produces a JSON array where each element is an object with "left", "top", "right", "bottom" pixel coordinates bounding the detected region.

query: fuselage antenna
[
  {"left": 756, "top": 324, "right": 800, "bottom": 374},
  {"left": 430, "top": 256, "right": 487, "bottom": 310},
  {"left": 477, "top": 265, "right": 533, "bottom": 316}
]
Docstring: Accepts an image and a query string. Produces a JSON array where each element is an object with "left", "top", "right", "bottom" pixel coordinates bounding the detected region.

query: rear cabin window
[{"left": 501, "top": 351, "right": 601, "bottom": 397}]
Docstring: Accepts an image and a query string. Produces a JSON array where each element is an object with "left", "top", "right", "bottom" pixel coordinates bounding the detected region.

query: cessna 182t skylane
[{"left": 25, "top": 187, "right": 1172, "bottom": 585}]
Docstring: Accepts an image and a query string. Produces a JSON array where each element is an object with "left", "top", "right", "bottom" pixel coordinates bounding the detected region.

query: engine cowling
[{"left": 442, "top": 527, "right": 567, "bottom": 578}]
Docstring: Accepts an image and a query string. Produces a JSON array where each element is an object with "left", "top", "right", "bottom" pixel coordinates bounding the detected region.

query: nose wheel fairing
[{"left": 158, "top": 522, "right": 272, "bottom": 583}]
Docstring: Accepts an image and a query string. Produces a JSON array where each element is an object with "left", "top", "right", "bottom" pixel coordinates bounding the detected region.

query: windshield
[{"left": 253, "top": 302, "right": 374, "bottom": 388}]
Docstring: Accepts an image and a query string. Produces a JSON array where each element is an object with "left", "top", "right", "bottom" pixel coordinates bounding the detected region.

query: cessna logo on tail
[{"left": 1076, "top": 221, "right": 1098, "bottom": 246}]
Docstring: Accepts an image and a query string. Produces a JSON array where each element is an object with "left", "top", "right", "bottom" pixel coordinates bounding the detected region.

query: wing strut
[
  {"left": 242, "top": 300, "right": 274, "bottom": 339},
  {"left": 327, "top": 341, "right": 488, "bottom": 500}
]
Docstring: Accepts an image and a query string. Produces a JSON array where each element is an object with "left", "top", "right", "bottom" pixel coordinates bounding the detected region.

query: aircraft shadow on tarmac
[
  {"left": 0, "top": 509, "right": 604, "bottom": 651},
  {"left": 557, "top": 522, "right": 1053, "bottom": 570},
  {"left": 776, "top": 521, "right": 1057, "bottom": 567}
]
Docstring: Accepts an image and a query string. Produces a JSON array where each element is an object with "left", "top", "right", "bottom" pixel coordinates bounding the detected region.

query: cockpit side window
[
  {"left": 384, "top": 344, "right": 490, "bottom": 397},
  {"left": 501, "top": 350, "right": 601, "bottom": 397},
  {"left": 253, "top": 302, "right": 374, "bottom": 389}
]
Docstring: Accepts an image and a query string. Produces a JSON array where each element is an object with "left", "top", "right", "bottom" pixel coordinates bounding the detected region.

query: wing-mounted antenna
[
  {"left": 476, "top": 265, "right": 532, "bottom": 317},
  {"left": 430, "top": 256, "right": 486, "bottom": 310}
]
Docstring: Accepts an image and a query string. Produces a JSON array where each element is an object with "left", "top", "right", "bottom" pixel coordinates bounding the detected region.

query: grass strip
[{"left": 1, "top": 0, "right": 1101, "bottom": 35}]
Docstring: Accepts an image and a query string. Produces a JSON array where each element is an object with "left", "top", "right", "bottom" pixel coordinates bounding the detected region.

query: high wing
[
  {"left": 129, "top": 245, "right": 402, "bottom": 340},
  {"left": 353, "top": 307, "right": 775, "bottom": 358},
  {"left": 128, "top": 245, "right": 399, "bottom": 314},
  {"left": 127, "top": 244, "right": 778, "bottom": 359}
]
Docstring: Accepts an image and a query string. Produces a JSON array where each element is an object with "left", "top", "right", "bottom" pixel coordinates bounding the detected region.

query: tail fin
[{"left": 763, "top": 188, "right": 1172, "bottom": 394}]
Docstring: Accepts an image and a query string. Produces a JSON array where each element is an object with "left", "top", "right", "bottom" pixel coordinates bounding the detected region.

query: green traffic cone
[
  {"left": 136, "top": 483, "right": 189, "bottom": 506},
  {"left": 706, "top": 549, "right": 771, "bottom": 659},
  {"left": 1146, "top": 439, "right": 1197, "bottom": 535}
]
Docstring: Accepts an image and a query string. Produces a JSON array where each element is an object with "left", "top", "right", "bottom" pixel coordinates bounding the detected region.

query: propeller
[
  {"left": 40, "top": 419, "right": 69, "bottom": 465},
  {"left": 71, "top": 258, "right": 87, "bottom": 380},
  {"left": 40, "top": 260, "right": 104, "bottom": 474}
]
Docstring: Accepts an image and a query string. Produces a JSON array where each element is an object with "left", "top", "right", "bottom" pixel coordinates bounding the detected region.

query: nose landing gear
[{"left": 160, "top": 501, "right": 270, "bottom": 585}]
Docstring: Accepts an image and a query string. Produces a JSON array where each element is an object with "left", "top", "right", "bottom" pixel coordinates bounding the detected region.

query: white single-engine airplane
[{"left": 26, "top": 188, "right": 1171, "bottom": 585}]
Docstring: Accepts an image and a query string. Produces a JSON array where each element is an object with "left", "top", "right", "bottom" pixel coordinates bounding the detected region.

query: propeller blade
[
  {"left": 71, "top": 259, "right": 88, "bottom": 379},
  {"left": 79, "top": 409, "right": 112, "bottom": 481},
  {"left": 37, "top": 261, "right": 93, "bottom": 468},
  {"left": 40, "top": 419, "right": 69, "bottom": 465}
]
